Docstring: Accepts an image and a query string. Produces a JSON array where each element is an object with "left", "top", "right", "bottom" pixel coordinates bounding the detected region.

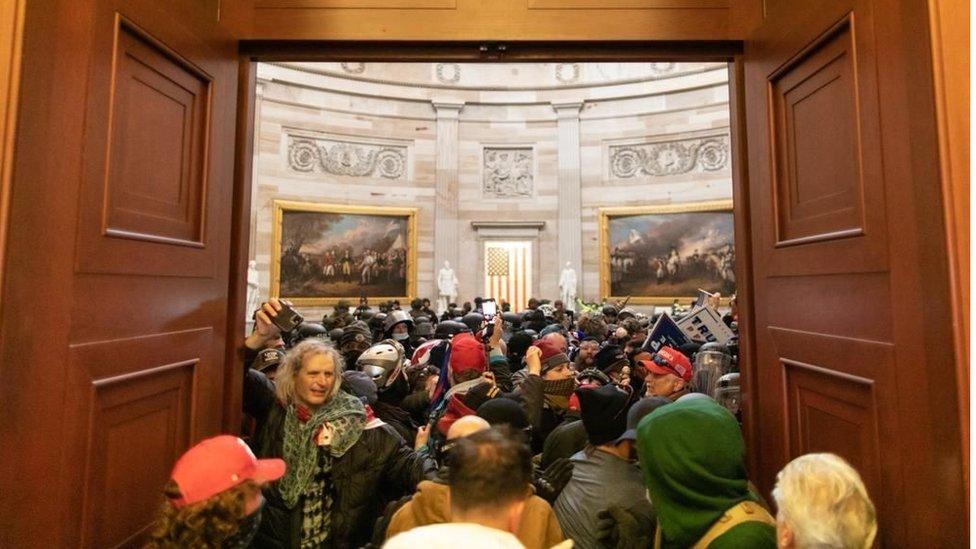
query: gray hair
[
  {"left": 274, "top": 338, "right": 345, "bottom": 405},
  {"left": 772, "top": 453, "right": 877, "bottom": 549}
]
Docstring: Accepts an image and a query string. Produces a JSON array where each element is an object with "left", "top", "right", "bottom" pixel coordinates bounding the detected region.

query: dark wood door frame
[{"left": 225, "top": 40, "right": 760, "bottom": 474}]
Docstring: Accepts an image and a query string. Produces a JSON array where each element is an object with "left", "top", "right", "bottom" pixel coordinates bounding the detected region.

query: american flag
[{"left": 485, "top": 242, "right": 531, "bottom": 311}]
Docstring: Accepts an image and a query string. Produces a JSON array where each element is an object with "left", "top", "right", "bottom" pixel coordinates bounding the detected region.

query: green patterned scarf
[{"left": 279, "top": 391, "right": 366, "bottom": 508}]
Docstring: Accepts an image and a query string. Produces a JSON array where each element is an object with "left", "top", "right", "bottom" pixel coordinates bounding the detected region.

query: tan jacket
[{"left": 386, "top": 480, "right": 565, "bottom": 549}]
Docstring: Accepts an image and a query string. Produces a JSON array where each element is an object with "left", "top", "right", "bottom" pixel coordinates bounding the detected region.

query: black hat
[
  {"left": 614, "top": 396, "right": 671, "bottom": 443},
  {"left": 339, "top": 321, "right": 372, "bottom": 348},
  {"left": 476, "top": 397, "right": 529, "bottom": 430},
  {"left": 595, "top": 344, "right": 628, "bottom": 374},
  {"left": 506, "top": 331, "right": 536, "bottom": 359},
  {"left": 577, "top": 384, "right": 630, "bottom": 446},
  {"left": 254, "top": 347, "right": 285, "bottom": 373}
]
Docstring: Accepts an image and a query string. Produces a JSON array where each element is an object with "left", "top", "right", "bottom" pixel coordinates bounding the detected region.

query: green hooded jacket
[{"left": 635, "top": 397, "right": 776, "bottom": 549}]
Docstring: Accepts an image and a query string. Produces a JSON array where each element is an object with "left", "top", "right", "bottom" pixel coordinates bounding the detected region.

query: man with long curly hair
[{"left": 147, "top": 435, "right": 286, "bottom": 548}]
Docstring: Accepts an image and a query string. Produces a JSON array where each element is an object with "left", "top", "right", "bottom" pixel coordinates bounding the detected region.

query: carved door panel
[
  {"left": 742, "top": 0, "right": 966, "bottom": 545},
  {"left": 0, "top": 1, "right": 238, "bottom": 546}
]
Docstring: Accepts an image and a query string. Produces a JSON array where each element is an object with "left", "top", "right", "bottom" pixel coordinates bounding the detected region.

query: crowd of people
[{"left": 146, "top": 294, "right": 878, "bottom": 548}]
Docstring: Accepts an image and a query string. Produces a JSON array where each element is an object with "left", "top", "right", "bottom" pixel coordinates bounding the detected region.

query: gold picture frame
[
  {"left": 598, "top": 200, "right": 734, "bottom": 305},
  {"left": 271, "top": 200, "right": 418, "bottom": 306}
]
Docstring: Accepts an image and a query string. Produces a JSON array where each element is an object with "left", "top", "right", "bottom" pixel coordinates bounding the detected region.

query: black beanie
[
  {"left": 476, "top": 397, "right": 529, "bottom": 430},
  {"left": 507, "top": 331, "right": 535, "bottom": 360},
  {"left": 577, "top": 384, "right": 629, "bottom": 446}
]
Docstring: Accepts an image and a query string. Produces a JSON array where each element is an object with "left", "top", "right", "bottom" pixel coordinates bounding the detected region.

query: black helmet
[
  {"left": 328, "top": 328, "right": 345, "bottom": 344},
  {"left": 461, "top": 312, "right": 485, "bottom": 333},
  {"left": 602, "top": 305, "right": 619, "bottom": 317},
  {"left": 355, "top": 309, "right": 375, "bottom": 322},
  {"left": 501, "top": 312, "right": 522, "bottom": 329},
  {"left": 433, "top": 320, "right": 470, "bottom": 339},
  {"left": 296, "top": 322, "right": 329, "bottom": 341}
]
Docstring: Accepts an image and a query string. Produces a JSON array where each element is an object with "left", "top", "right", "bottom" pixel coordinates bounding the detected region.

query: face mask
[
  {"left": 393, "top": 332, "right": 409, "bottom": 341},
  {"left": 223, "top": 499, "right": 263, "bottom": 549},
  {"left": 543, "top": 377, "right": 577, "bottom": 397}
]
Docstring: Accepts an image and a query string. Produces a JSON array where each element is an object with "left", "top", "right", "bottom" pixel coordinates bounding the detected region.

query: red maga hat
[{"left": 169, "top": 435, "right": 285, "bottom": 508}]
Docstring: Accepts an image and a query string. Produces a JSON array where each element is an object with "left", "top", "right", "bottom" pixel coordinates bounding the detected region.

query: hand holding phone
[{"left": 482, "top": 298, "right": 497, "bottom": 320}]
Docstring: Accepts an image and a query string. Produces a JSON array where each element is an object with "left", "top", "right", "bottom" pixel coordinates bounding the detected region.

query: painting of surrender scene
[
  {"left": 599, "top": 201, "right": 734, "bottom": 304},
  {"left": 272, "top": 201, "right": 417, "bottom": 305}
]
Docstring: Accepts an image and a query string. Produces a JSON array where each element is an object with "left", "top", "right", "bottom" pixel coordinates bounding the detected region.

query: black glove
[
  {"left": 595, "top": 506, "right": 652, "bottom": 549},
  {"left": 533, "top": 457, "right": 574, "bottom": 503}
]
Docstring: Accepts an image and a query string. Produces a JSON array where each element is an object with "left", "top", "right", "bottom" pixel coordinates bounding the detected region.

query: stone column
[
  {"left": 552, "top": 101, "right": 584, "bottom": 300},
  {"left": 432, "top": 101, "right": 464, "bottom": 298}
]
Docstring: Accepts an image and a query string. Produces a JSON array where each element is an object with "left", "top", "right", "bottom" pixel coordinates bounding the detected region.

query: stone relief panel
[
  {"left": 287, "top": 134, "right": 407, "bottom": 179},
  {"left": 483, "top": 147, "right": 534, "bottom": 198},
  {"left": 609, "top": 135, "right": 730, "bottom": 178}
]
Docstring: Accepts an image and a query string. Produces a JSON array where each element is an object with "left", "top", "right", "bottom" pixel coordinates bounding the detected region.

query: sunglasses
[{"left": 651, "top": 354, "right": 677, "bottom": 372}]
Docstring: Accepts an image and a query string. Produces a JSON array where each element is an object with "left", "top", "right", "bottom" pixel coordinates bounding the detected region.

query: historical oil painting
[
  {"left": 599, "top": 201, "right": 735, "bottom": 304},
  {"left": 272, "top": 201, "right": 417, "bottom": 306}
]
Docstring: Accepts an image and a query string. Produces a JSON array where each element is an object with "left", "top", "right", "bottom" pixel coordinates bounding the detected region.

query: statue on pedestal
[
  {"left": 558, "top": 261, "right": 578, "bottom": 308},
  {"left": 436, "top": 261, "right": 459, "bottom": 316},
  {"left": 246, "top": 260, "right": 260, "bottom": 323}
]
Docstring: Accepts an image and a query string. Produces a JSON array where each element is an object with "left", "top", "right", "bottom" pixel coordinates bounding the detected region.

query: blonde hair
[
  {"left": 772, "top": 453, "right": 877, "bottom": 549},
  {"left": 274, "top": 339, "right": 344, "bottom": 405}
]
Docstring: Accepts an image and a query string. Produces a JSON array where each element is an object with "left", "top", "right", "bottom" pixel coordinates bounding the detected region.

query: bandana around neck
[{"left": 278, "top": 392, "right": 365, "bottom": 508}]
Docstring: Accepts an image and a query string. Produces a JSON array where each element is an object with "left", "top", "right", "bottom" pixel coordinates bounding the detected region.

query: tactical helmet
[
  {"left": 356, "top": 339, "right": 406, "bottom": 388},
  {"left": 461, "top": 312, "right": 485, "bottom": 333},
  {"left": 433, "top": 320, "right": 470, "bottom": 340},
  {"left": 602, "top": 305, "right": 619, "bottom": 317},
  {"left": 384, "top": 309, "right": 414, "bottom": 334},
  {"left": 296, "top": 322, "right": 329, "bottom": 342}
]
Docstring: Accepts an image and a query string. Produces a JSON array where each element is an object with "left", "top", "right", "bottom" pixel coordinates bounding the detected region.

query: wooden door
[
  {"left": 740, "top": 0, "right": 967, "bottom": 545},
  {"left": 0, "top": 1, "right": 241, "bottom": 546}
]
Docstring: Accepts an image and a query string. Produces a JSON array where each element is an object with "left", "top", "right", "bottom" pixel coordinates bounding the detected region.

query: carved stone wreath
[
  {"left": 555, "top": 63, "right": 580, "bottom": 83},
  {"left": 483, "top": 148, "right": 534, "bottom": 198},
  {"left": 648, "top": 62, "right": 677, "bottom": 75},
  {"left": 340, "top": 62, "right": 366, "bottom": 74},
  {"left": 609, "top": 135, "right": 730, "bottom": 178},
  {"left": 287, "top": 136, "right": 407, "bottom": 179},
  {"left": 436, "top": 63, "right": 461, "bottom": 84}
]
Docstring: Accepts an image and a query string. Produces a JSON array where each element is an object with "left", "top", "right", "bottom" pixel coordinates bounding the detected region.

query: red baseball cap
[
  {"left": 449, "top": 332, "right": 487, "bottom": 375},
  {"left": 169, "top": 435, "right": 285, "bottom": 508},
  {"left": 641, "top": 346, "right": 693, "bottom": 382}
]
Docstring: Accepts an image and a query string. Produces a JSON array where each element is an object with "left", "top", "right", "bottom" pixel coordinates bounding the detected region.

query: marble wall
[{"left": 250, "top": 62, "right": 731, "bottom": 318}]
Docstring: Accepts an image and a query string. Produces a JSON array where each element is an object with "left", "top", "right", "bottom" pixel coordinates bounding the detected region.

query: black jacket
[{"left": 243, "top": 353, "right": 434, "bottom": 548}]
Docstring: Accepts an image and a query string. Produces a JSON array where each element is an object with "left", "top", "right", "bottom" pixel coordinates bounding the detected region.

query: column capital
[
  {"left": 551, "top": 101, "right": 584, "bottom": 117},
  {"left": 432, "top": 101, "right": 465, "bottom": 118}
]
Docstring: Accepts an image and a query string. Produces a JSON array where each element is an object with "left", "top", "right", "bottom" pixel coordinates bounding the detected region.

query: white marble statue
[
  {"left": 436, "top": 261, "right": 459, "bottom": 315},
  {"left": 246, "top": 260, "right": 260, "bottom": 331},
  {"left": 558, "top": 261, "right": 578, "bottom": 307}
]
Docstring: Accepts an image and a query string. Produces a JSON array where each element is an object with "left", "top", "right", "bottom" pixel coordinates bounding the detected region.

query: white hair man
[{"left": 772, "top": 453, "right": 877, "bottom": 549}]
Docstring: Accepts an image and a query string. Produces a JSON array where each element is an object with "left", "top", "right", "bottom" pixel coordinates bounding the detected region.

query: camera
[{"left": 272, "top": 303, "right": 304, "bottom": 333}]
